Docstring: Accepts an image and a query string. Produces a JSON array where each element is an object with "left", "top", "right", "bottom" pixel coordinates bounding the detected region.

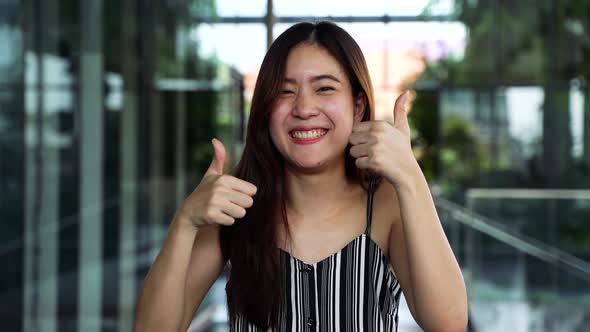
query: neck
[{"left": 283, "top": 163, "right": 360, "bottom": 222}]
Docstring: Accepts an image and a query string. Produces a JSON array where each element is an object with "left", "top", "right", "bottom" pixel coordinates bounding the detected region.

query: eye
[
  {"left": 281, "top": 89, "right": 294, "bottom": 95},
  {"left": 317, "top": 86, "right": 335, "bottom": 93}
]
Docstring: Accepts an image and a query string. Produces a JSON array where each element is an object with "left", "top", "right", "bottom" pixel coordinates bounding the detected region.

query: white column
[
  {"left": 118, "top": 1, "right": 138, "bottom": 329},
  {"left": 584, "top": 87, "right": 590, "bottom": 167},
  {"left": 24, "top": 48, "right": 40, "bottom": 332},
  {"left": 175, "top": 92, "right": 187, "bottom": 208},
  {"left": 78, "top": 0, "right": 103, "bottom": 331},
  {"left": 173, "top": 23, "right": 188, "bottom": 208},
  {"left": 38, "top": 96, "right": 59, "bottom": 332},
  {"left": 118, "top": 85, "right": 138, "bottom": 332},
  {"left": 150, "top": 87, "right": 164, "bottom": 259}
]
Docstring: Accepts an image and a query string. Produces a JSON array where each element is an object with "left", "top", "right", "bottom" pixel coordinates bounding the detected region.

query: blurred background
[{"left": 1, "top": 0, "right": 590, "bottom": 331}]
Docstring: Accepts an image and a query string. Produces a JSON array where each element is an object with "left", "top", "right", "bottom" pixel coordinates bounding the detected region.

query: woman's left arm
[
  {"left": 350, "top": 91, "right": 468, "bottom": 331},
  {"left": 390, "top": 163, "right": 468, "bottom": 331}
]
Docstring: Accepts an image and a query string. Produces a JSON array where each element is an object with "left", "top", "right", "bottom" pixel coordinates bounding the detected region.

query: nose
[{"left": 292, "top": 91, "right": 319, "bottom": 119}]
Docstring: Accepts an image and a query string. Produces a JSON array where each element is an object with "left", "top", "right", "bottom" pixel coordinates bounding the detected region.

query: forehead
[{"left": 284, "top": 43, "right": 346, "bottom": 80}]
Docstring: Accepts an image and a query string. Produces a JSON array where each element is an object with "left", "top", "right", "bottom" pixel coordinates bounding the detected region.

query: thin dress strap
[{"left": 365, "top": 176, "right": 376, "bottom": 237}]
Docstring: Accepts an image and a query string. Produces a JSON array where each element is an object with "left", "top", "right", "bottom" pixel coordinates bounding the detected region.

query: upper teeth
[{"left": 291, "top": 129, "right": 327, "bottom": 139}]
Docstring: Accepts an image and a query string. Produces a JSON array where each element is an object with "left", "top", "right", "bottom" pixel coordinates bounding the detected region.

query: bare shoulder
[{"left": 370, "top": 179, "right": 402, "bottom": 254}]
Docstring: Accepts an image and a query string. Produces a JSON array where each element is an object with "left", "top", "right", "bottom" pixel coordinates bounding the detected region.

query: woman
[{"left": 135, "top": 21, "right": 468, "bottom": 332}]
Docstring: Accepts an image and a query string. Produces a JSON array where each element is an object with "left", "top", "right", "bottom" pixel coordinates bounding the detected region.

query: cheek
[
  {"left": 269, "top": 111, "right": 286, "bottom": 146},
  {"left": 325, "top": 105, "right": 355, "bottom": 133},
  {"left": 268, "top": 121, "right": 279, "bottom": 147}
]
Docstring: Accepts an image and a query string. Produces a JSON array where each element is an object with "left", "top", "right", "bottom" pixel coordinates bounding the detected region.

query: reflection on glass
[
  {"left": 439, "top": 197, "right": 590, "bottom": 332},
  {"left": 0, "top": 24, "right": 23, "bottom": 83},
  {"left": 191, "top": 24, "right": 266, "bottom": 73},
  {"left": 273, "top": 0, "right": 454, "bottom": 17},
  {"left": 214, "top": 0, "right": 267, "bottom": 17}
]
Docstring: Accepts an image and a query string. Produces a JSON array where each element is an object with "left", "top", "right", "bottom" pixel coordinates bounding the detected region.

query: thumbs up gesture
[
  {"left": 175, "top": 139, "right": 257, "bottom": 228},
  {"left": 348, "top": 91, "right": 420, "bottom": 189}
]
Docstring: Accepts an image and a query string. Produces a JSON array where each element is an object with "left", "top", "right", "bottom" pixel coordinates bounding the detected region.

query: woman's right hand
[{"left": 175, "top": 138, "right": 257, "bottom": 228}]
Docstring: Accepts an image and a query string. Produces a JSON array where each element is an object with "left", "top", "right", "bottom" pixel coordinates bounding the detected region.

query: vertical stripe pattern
[{"left": 231, "top": 178, "right": 402, "bottom": 331}]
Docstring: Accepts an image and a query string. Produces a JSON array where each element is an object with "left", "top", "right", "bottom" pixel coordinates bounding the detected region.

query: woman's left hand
[{"left": 349, "top": 91, "right": 420, "bottom": 189}]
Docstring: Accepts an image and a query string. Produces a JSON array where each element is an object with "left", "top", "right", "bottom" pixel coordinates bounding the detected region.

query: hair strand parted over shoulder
[{"left": 219, "top": 21, "right": 377, "bottom": 330}]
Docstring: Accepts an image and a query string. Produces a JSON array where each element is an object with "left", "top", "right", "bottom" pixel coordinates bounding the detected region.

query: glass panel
[
  {"left": 190, "top": 23, "right": 266, "bottom": 104},
  {"left": 0, "top": 21, "right": 23, "bottom": 84},
  {"left": 467, "top": 193, "right": 590, "bottom": 259},
  {"left": 274, "top": 0, "right": 455, "bottom": 17},
  {"left": 191, "top": 23, "right": 266, "bottom": 73},
  {"left": 215, "top": 0, "right": 267, "bottom": 17},
  {"left": 438, "top": 86, "right": 585, "bottom": 193},
  {"left": 439, "top": 199, "right": 590, "bottom": 331}
]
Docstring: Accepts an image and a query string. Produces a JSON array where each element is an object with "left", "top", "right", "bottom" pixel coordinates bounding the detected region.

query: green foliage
[
  {"left": 439, "top": 115, "right": 488, "bottom": 194},
  {"left": 150, "top": 0, "right": 244, "bottom": 181},
  {"left": 449, "top": 0, "right": 588, "bottom": 84},
  {"left": 410, "top": 90, "right": 440, "bottom": 180}
]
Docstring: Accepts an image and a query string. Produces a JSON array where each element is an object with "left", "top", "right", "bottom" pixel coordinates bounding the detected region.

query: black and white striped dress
[{"left": 232, "top": 180, "right": 403, "bottom": 331}]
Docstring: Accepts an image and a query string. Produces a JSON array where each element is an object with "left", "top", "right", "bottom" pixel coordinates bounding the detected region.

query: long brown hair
[{"left": 219, "top": 21, "right": 376, "bottom": 329}]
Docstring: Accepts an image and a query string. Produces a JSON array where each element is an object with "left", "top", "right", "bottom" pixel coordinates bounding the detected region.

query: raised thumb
[
  {"left": 393, "top": 90, "right": 412, "bottom": 133},
  {"left": 205, "top": 138, "right": 226, "bottom": 175}
]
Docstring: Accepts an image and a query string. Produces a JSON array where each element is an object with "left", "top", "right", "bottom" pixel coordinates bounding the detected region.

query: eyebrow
[{"left": 284, "top": 74, "right": 342, "bottom": 84}]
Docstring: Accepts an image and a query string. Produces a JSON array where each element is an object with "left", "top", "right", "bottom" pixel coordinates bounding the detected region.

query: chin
[{"left": 288, "top": 159, "right": 326, "bottom": 173}]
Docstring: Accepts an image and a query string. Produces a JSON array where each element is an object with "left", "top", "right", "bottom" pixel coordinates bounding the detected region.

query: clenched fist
[
  {"left": 175, "top": 139, "right": 257, "bottom": 227},
  {"left": 349, "top": 91, "right": 419, "bottom": 190}
]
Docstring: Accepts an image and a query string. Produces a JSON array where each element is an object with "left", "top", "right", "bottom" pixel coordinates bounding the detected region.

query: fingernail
[{"left": 402, "top": 90, "right": 409, "bottom": 101}]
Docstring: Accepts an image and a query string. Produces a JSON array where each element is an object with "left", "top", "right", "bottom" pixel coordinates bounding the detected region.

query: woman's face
[{"left": 269, "top": 43, "right": 365, "bottom": 173}]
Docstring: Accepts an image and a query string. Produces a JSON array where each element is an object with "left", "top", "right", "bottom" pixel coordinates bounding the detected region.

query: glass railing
[{"left": 437, "top": 194, "right": 590, "bottom": 332}]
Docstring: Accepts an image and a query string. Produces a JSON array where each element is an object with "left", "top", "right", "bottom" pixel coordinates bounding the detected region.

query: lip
[
  {"left": 288, "top": 127, "right": 329, "bottom": 145},
  {"left": 289, "top": 126, "right": 329, "bottom": 133}
]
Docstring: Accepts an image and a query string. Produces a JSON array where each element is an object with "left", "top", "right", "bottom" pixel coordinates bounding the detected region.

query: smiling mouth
[{"left": 289, "top": 129, "right": 328, "bottom": 140}]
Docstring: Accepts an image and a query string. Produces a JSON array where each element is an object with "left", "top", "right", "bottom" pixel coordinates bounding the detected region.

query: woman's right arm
[
  {"left": 134, "top": 218, "right": 224, "bottom": 332},
  {"left": 134, "top": 139, "right": 256, "bottom": 332}
]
